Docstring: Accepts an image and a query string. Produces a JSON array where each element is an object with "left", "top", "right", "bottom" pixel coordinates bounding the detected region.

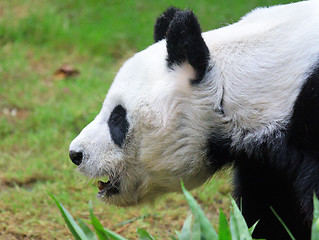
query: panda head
[{"left": 69, "top": 8, "right": 221, "bottom": 206}]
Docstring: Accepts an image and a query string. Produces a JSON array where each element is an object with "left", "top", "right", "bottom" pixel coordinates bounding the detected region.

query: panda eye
[{"left": 108, "top": 105, "right": 129, "bottom": 147}]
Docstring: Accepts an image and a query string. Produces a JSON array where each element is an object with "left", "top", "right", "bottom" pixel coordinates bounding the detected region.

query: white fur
[{"left": 70, "top": 1, "right": 319, "bottom": 206}]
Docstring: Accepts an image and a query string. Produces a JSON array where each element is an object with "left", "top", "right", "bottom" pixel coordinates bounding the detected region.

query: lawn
[{"left": 0, "top": 0, "right": 298, "bottom": 239}]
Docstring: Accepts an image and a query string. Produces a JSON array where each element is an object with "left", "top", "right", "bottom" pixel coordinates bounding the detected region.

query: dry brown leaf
[{"left": 53, "top": 64, "right": 80, "bottom": 80}]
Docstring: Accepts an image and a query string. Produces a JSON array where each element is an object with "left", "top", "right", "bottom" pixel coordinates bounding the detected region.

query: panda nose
[{"left": 69, "top": 150, "right": 83, "bottom": 166}]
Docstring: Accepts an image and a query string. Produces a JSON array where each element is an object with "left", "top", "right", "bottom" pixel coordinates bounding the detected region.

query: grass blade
[
  {"left": 88, "top": 201, "right": 127, "bottom": 240},
  {"left": 229, "top": 198, "right": 252, "bottom": 240},
  {"left": 248, "top": 220, "right": 259, "bottom": 236},
  {"left": 49, "top": 193, "right": 87, "bottom": 240},
  {"left": 229, "top": 211, "right": 239, "bottom": 240},
  {"left": 102, "top": 228, "right": 128, "bottom": 240},
  {"left": 77, "top": 218, "right": 97, "bottom": 240},
  {"left": 136, "top": 228, "right": 155, "bottom": 240},
  {"left": 89, "top": 201, "right": 110, "bottom": 240},
  {"left": 178, "top": 214, "right": 192, "bottom": 240},
  {"left": 192, "top": 215, "right": 201, "bottom": 240},
  {"left": 115, "top": 214, "right": 151, "bottom": 227},
  {"left": 311, "top": 195, "right": 319, "bottom": 240},
  {"left": 181, "top": 181, "right": 218, "bottom": 240},
  {"left": 270, "top": 206, "right": 295, "bottom": 240},
  {"left": 219, "top": 209, "right": 231, "bottom": 240}
]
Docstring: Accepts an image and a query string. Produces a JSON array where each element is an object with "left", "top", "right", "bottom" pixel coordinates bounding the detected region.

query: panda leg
[{"left": 233, "top": 158, "right": 310, "bottom": 240}]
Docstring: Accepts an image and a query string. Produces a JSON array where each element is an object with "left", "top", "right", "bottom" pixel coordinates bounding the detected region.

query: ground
[{"left": 0, "top": 0, "right": 297, "bottom": 239}]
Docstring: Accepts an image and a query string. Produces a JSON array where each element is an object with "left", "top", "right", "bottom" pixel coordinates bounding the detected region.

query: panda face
[
  {"left": 69, "top": 9, "right": 216, "bottom": 206},
  {"left": 69, "top": 42, "right": 214, "bottom": 206}
]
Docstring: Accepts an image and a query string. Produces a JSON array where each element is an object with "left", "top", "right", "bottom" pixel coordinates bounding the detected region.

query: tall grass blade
[
  {"left": 181, "top": 181, "right": 218, "bottom": 240},
  {"left": 89, "top": 201, "right": 110, "bottom": 240},
  {"left": 229, "top": 211, "right": 239, "bottom": 240},
  {"left": 248, "top": 220, "right": 259, "bottom": 236},
  {"left": 311, "top": 194, "right": 319, "bottom": 240},
  {"left": 136, "top": 228, "right": 155, "bottom": 240},
  {"left": 192, "top": 214, "right": 201, "bottom": 240},
  {"left": 49, "top": 193, "right": 87, "bottom": 240},
  {"left": 229, "top": 198, "right": 252, "bottom": 240},
  {"left": 178, "top": 214, "right": 192, "bottom": 240},
  {"left": 102, "top": 228, "right": 128, "bottom": 240},
  {"left": 219, "top": 208, "right": 231, "bottom": 240},
  {"left": 270, "top": 207, "right": 295, "bottom": 240},
  {"left": 77, "top": 218, "right": 97, "bottom": 240},
  {"left": 88, "top": 201, "right": 127, "bottom": 240}
]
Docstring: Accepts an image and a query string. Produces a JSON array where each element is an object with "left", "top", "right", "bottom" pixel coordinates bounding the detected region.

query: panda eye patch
[
  {"left": 108, "top": 105, "right": 129, "bottom": 147},
  {"left": 109, "top": 112, "right": 122, "bottom": 124}
]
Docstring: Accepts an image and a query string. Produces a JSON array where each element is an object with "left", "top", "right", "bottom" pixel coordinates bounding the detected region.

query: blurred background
[{"left": 0, "top": 0, "right": 298, "bottom": 239}]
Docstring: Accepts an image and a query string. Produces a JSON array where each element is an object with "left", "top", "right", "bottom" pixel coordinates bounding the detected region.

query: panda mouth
[{"left": 97, "top": 178, "right": 120, "bottom": 196}]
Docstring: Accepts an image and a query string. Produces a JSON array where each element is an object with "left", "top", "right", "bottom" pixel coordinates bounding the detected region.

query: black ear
[
  {"left": 166, "top": 10, "right": 210, "bottom": 84},
  {"left": 154, "top": 7, "right": 181, "bottom": 42}
]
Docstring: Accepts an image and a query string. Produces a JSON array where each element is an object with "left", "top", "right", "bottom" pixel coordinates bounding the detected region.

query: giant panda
[{"left": 69, "top": 1, "right": 319, "bottom": 239}]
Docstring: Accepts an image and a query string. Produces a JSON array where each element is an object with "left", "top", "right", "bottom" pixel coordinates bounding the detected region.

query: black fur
[
  {"left": 234, "top": 64, "right": 319, "bottom": 240},
  {"left": 234, "top": 151, "right": 311, "bottom": 240},
  {"left": 165, "top": 10, "right": 210, "bottom": 84},
  {"left": 154, "top": 7, "right": 181, "bottom": 42},
  {"left": 206, "top": 135, "right": 232, "bottom": 173},
  {"left": 108, "top": 105, "right": 129, "bottom": 147},
  {"left": 288, "top": 63, "right": 319, "bottom": 151}
]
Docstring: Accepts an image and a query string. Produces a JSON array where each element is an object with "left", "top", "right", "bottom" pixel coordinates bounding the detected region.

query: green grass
[
  {"left": 54, "top": 184, "right": 319, "bottom": 240},
  {"left": 0, "top": 0, "right": 298, "bottom": 239},
  {"left": 50, "top": 183, "right": 255, "bottom": 240}
]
